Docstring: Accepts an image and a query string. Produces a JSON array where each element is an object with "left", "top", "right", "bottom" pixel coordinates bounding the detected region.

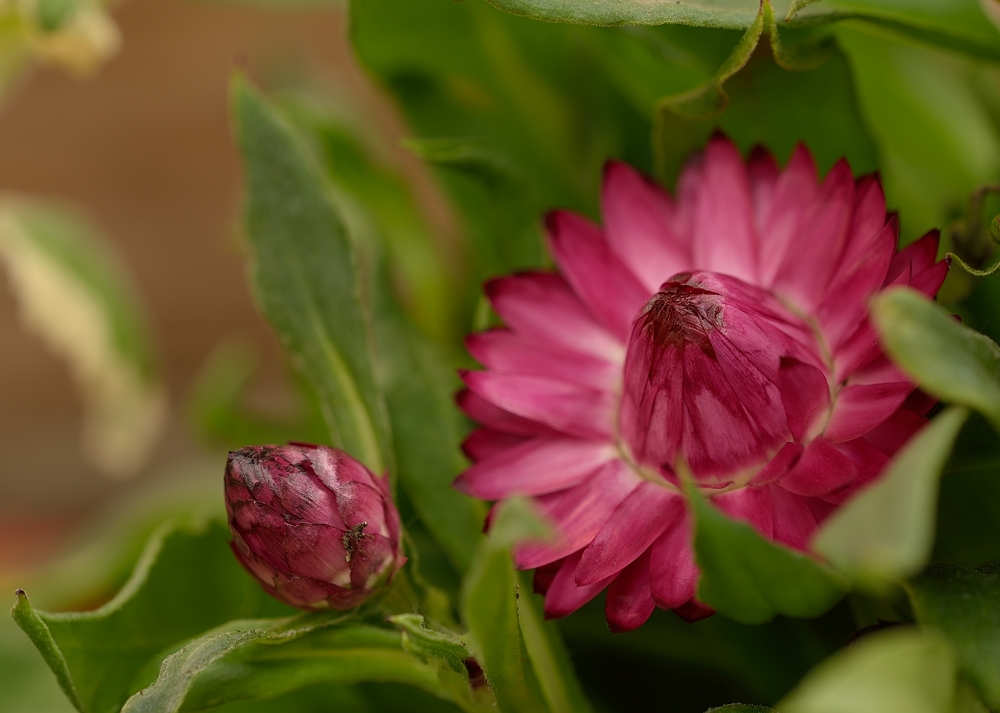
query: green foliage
[
  {"left": 706, "top": 706, "right": 774, "bottom": 713},
  {"left": 813, "top": 408, "right": 970, "bottom": 591},
  {"left": 233, "top": 78, "right": 393, "bottom": 475},
  {"left": 687, "top": 483, "right": 849, "bottom": 625},
  {"left": 908, "top": 562, "right": 1000, "bottom": 710},
  {"left": 871, "top": 288, "right": 1000, "bottom": 433}
]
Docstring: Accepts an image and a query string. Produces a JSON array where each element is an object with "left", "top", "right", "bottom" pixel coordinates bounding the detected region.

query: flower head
[
  {"left": 455, "top": 136, "right": 948, "bottom": 632},
  {"left": 225, "top": 443, "right": 404, "bottom": 610}
]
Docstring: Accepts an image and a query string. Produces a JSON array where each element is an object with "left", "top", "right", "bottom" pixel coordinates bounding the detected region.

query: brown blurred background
[{"left": 0, "top": 0, "right": 399, "bottom": 572}]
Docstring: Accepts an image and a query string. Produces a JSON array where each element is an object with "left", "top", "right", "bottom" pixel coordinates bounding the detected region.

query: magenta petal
[
  {"left": 674, "top": 600, "right": 715, "bottom": 622},
  {"left": 461, "top": 371, "right": 616, "bottom": 440},
  {"left": 747, "top": 146, "right": 780, "bottom": 224},
  {"left": 910, "top": 259, "right": 949, "bottom": 298},
  {"left": 605, "top": 549, "right": 656, "bottom": 633},
  {"left": 712, "top": 486, "right": 774, "bottom": 539},
  {"left": 823, "top": 437, "right": 890, "bottom": 504},
  {"left": 601, "top": 161, "right": 690, "bottom": 292},
  {"left": 546, "top": 210, "right": 651, "bottom": 341},
  {"left": 462, "top": 428, "right": 526, "bottom": 462},
  {"left": 748, "top": 441, "right": 803, "bottom": 486},
  {"left": 778, "top": 358, "right": 830, "bottom": 441},
  {"left": 772, "top": 160, "right": 855, "bottom": 313},
  {"left": 885, "top": 231, "right": 939, "bottom": 286},
  {"left": 824, "top": 382, "right": 914, "bottom": 443},
  {"left": 514, "top": 460, "right": 639, "bottom": 569},
  {"left": 467, "top": 329, "right": 619, "bottom": 390},
  {"left": 486, "top": 272, "right": 623, "bottom": 358},
  {"left": 841, "top": 175, "right": 888, "bottom": 267},
  {"left": 649, "top": 508, "right": 699, "bottom": 609},
  {"left": 457, "top": 389, "right": 556, "bottom": 438},
  {"left": 779, "top": 437, "right": 856, "bottom": 498},
  {"left": 758, "top": 144, "right": 819, "bottom": 284},
  {"left": 691, "top": 136, "right": 758, "bottom": 282},
  {"left": 576, "top": 483, "right": 683, "bottom": 585},
  {"left": 544, "top": 550, "right": 613, "bottom": 619},
  {"left": 769, "top": 486, "right": 820, "bottom": 550},
  {"left": 454, "top": 437, "right": 616, "bottom": 500},
  {"left": 862, "top": 408, "right": 927, "bottom": 457}
]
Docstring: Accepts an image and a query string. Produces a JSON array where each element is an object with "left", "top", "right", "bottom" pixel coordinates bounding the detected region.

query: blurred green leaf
[
  {"left": 390, "top": 614, "right": 471, "bottom": 674},
  {"left": 837, "top": 28, "right": 1000, "bottom": 243},
  {"left": 813, "top": 408, "right": 969, "bottom": 590},
  {"left": 10, "top": 520, "right": 290, "bottom": 713},
  {"left": 0, "top": 199, "right": 165, "bottom": 478},
  {"left": 688, "top": 484, "right": 849, "bottom": 625},
  {"left": 460, "top": 500, "right": 550, "bottom": 713},
  {"left": 232, "top": 77, "right": 393, "bottom": 474},
  {"left": 778, "top": 628, "right": 957, "bottom": 713},
  {"left": 908, "top": 562, "right": 1000, "bottom": 710},
  {"left": 705, "top": 706, "right": 775, "bottom": 712},
  {"left": 871, "top": 288, "right": 1000, "bottom": 432}
]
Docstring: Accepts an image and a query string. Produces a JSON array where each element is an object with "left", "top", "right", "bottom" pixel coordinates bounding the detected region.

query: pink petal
[
  {"left": 466, "top": 329, "right": 619, "bottom": 390},
  {"left": 748, "top": 441, "right": 804, "bottom": 487},
  {"left": 454, "top": 437, "right": 616, "bottom": 500},
  {"left": 546, "top": 210, "right": 651, "bottom": 341},
  {"left": 544, "top": 550, "right": 613, "bottom": 619},
  {"left": 605, "top": 549, "right": 656, "bottom": 633},
  {"left": 847, "top": 352, "right": 909, "bottom": 387},
  {"left": 673, "top": 600, "right": 715, "bottom": 622},
  {"left": 840, "top": 174, "right": 888, "bottom": 269},
  {"left": 817, "top": 217, "right": 897, "bottom": 345},
  {"left": 778, "top": 358, "right": 831, "bottom": 442},
  {"left": 462, "top": 428, "right": 526, "bottom": 462},
  {"left": 821, "top": 437, "right": 890, "bottom": 504},
  {"left": 824, "top": 382, "right": 913, "bottom": 443},
  {"left": 771, "top": 160, "right": 856, "bottom": 313},
  {"left": 832, "top": 321, "right": 880, "bottom": 384},
  {"left": 461, "top": 371, "right": 615, "bottom": 440},
  {"left": 601, "top": 161, "right": 690, "bottom": 292},
  {"left": 457, "top": 389, "right": 555, "bottom": 438},
  {"left": 758, "top": 144, "right": 820, "bottom": 285},
  {"left": 910, "top": 259, "right": 949, "bottom": 298},
  {"left": 778, "top": 437, "right": 856, "bottom": 498},
  {"left": 885, "top": 231, "right": 939, "bottom": 286},
  {"left": 649, "top": 509, "right": 699, "bottom": 609},
  {"left": 485, "top": 272, "right": 623, "bottom": 358},
  {"left": 577, "top": 483, "right": 684, "bottom": 585},
  {"left": 863, "top": 408, "right": 927, "bottom": 457},
  {"left": 691, "top": 136, "right": 758, "bottom": 282},
  {"left": 769, "top": 486, "right": 820, "bottom": 550},
  {"left": 514, "top": 460, "right": 639, "bottom": 569},
  {"left": 712, "top": 486, "right": 774, "bottom": 539},
  {"left": 747, "top": 145, "right": 780, "bottom": 224}
]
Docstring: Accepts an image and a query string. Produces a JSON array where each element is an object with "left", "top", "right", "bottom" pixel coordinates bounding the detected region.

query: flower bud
[{"left": 224, "top": 443, "right": 404, "bottom": 610}]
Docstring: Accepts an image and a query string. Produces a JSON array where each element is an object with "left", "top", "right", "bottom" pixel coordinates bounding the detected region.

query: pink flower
[
  {"left": 454, "top": 136, "right": 948, "bottom": 632},
  {"left": 225, "top": 443, "right": 405, "bottom": 610}
]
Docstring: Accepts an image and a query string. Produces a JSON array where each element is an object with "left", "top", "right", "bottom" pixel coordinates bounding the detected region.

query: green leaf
[
  {"left": 10, "top": 519, "right": 288, "bottom": 713},
  {"left": 812, "top": 408, "right": 969, "bottom": 590},
  {"left": 907, "top": 562, "right": 1000, "bottom": 710},
  {"left": 705, "top": 706, "right": 775, "bottom": 712},
  {"left": 778, "top": 628, "right": 957, "bottom": 713},
  {"left": 687, "top": 483, "right": 849, "bottom": 625},
  {"left": 390, "top": 614, "right": 471, "bottom": 673},
  {"left": 871, "top": 288, "right": 1000, "bottom": 433},
  {"left": 0, "top": 199, "right": 165, "bottom": 478},
  {"left": 460, "top": 499, "right": 551, "bottom": 713},
  {"left": 232, "top": 77, "right": 392, "bottom": 474}
]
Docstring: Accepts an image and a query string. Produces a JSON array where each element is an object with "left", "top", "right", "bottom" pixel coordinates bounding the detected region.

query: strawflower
[
  {"left": 225, "top": 443, "right": 405, "bottom": 610},
  {"left": 455, "top": 136, "right": 948, "bottom": 632}
]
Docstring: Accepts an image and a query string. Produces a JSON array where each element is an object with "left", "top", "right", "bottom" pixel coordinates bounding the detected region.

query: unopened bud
[{"left": 224, "top": 443, "right": 405, "bottom": 610}]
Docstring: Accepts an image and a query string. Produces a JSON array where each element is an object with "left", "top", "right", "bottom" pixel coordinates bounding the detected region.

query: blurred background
[{"left": 0, "top": 0, "right": 408, "bottom": 580}]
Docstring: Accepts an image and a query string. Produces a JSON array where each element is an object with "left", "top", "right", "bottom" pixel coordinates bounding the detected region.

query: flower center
[{"left": 617, "top": 271, "right": 825, "bottom": 486}]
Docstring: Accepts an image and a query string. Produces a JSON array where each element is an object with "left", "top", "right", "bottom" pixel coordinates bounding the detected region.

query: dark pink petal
[
  {"left": 758, "top": 144, "right": 819, "bottom": 284},
  {"left": 485, "top": 272, "right": 623, "bottom": 358},
  {"left": 577, "top": 483, "right": 684, "bottom": 585},
  {"left": 771, "top": 160, "right": 855, "bottom": 313},
  {"left": 863, "top": 408, "right": 927, "bottom": 457},
  {"left": 544, "top": 550, "right": 613, "bottom": 619},
  {"left": 533, "top": 560, "right": 561, "bottom": 595},
  {"left": 910, "top": 259, "right": 949, "bottom": 298},
  {"left": 779, "top": 437, "right": 856, "bottom": 498},
  {"left": 747, "top": 145, "right": 780, "bottom": 225},
  {"left": 885, "top": 231, "right": 939, "bottom": 286},
  {"left": 847, "top": 352, "right": 909, "bottom": 387},
  {"left": 674, "top": 600, "right": 715, "bottom": 622},
  {"left": 546, "top": 210, "right": 651, "bottom": 340},
  {"left": 467, "top": 329, "right": 619, "bottom": 390},
  {"left": 514, "top": 460, "right": 639, "bottom": 569},
  {"left": 461, "top": 371, "right": 615, "bottom": 440},
  {"left": 778, "top": 358, "right": 831, "bottom": 442},
  {"left": 605, "top": 549, "right": 657, "bottom": 633},
  {"left": 454, "top": 437, "right": 616, "bottom": 499},
  {"left": 824, "top": 382, "right": 913, "bottom": 443},
  {"left": 691, "top": 136, "right": 758, "bottom": 282},
  {"left": 601, "top": 161, "right": 690, "bottom": 292},
  {"left": 817, "top": 217, "right": 897, "bottom": 345},
  {"left": 822, "top": 437, "right": 891, "bottom": 504},
  {"left": 832, "top": 321, "right": 881, "bottom": 384},
  {"left": 713, "top": 486, "right": 774, "bottom": 539},
  {"left": 839, "top": 174, "right": 888, "bottom": 269},
  {"left": 462, "top": 428, "right": 526, "bottom": 462},
  {"left": 456, "top": 389, "right": 555, "bottom": 438},
  {"left": 748, "top": 442, "right": 804, "bottom": 486},
  {"left": 769, "top": 486, "right": 820, "bottom": 550},
  {"left": 649, "top": 509, "right": 699, "bottom": 609}
]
